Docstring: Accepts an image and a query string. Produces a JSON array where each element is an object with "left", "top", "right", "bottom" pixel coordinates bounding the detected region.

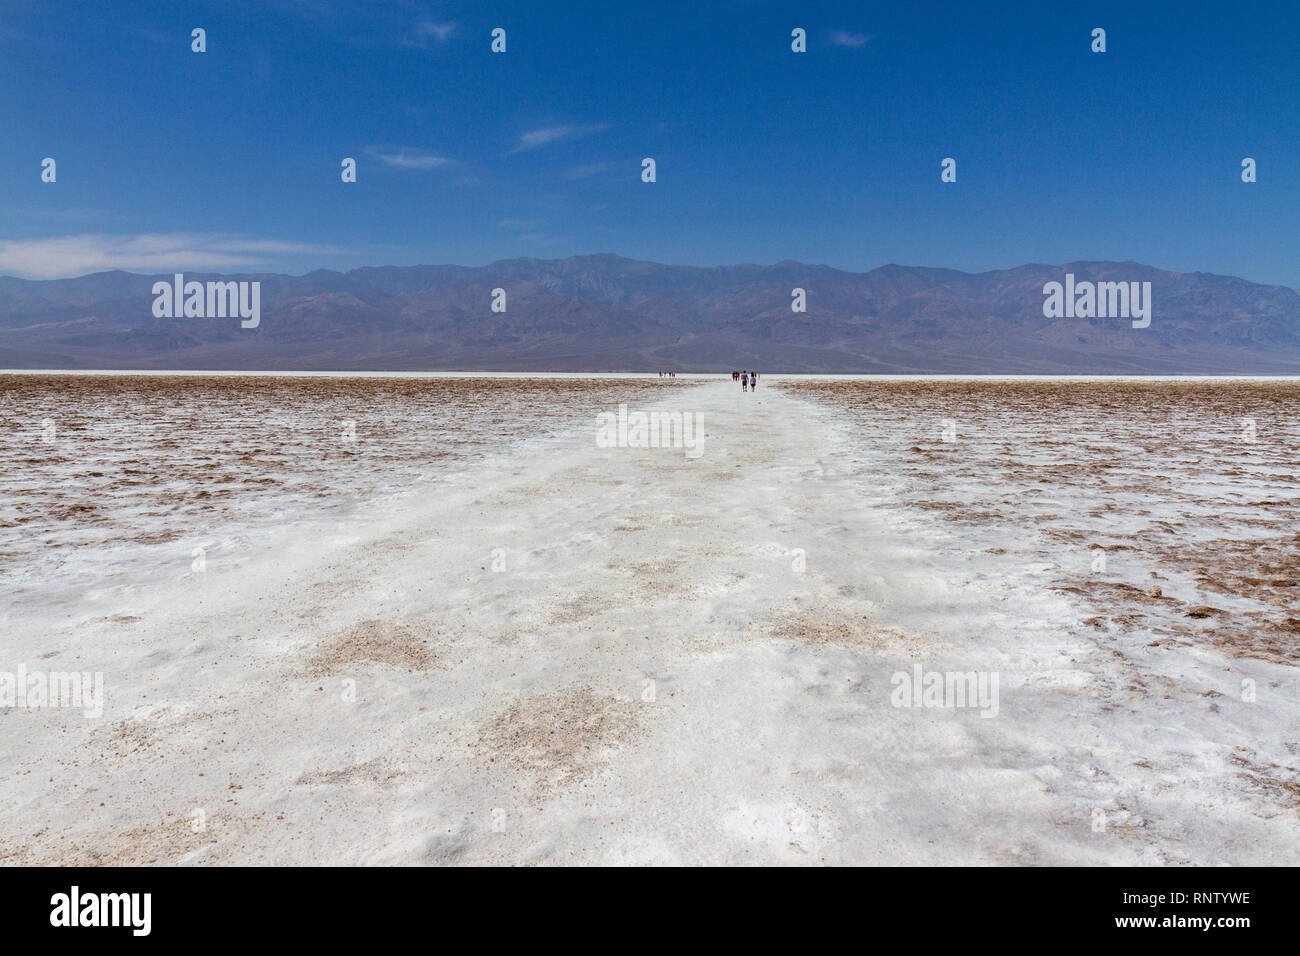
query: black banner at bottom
[{"left": 0, "top": 865, "right": 1287, "bottom": 944}]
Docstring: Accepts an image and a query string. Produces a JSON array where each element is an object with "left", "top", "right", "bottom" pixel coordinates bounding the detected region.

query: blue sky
[{"left": 2, "top": 0, "right": 1297, "bottom": 285}]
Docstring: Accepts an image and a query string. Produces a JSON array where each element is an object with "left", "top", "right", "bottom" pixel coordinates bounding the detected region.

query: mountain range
[{"left": 2, "top": 255, "right": 1298, "bottom": 373}]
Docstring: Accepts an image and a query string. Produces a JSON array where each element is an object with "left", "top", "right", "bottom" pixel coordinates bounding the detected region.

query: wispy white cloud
[
  {"left": 0, "top": 233, "right": 339, "bottom": 279},
  {"left": 831, "top": 31, "right": 869, "bottom": 48},
  {"left": 519, "top": 126, "right": 576, "bottom": 150},
  {"left": 406, "top": 20, "right": 456, "bottom": 47},
  {"left": 514, "top": 124, "right": 607, "bottom": 152},
  {"left": 231, "top": 2, "right": 457, "bottom": 51},
  {"left": 364, "top": 146, "right": 450, "bottom": 169},
  {"left": 562, "top": 162, "right": 614, "bottom": 181}
]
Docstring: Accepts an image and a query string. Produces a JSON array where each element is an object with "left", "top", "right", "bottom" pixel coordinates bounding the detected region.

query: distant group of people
[
  {"left": 658, "top": 371, "right": 676, "bottom": 378},
  {"left": 731, "top": 370, "right": 758, "bottom": 391}
]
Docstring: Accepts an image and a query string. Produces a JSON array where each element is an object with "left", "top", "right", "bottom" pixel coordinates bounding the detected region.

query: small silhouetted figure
[
  {"left": 751, "top": 371, "right": 758, "bottom": 390},
  {"left": 742, "top": 372, "right": 749, "bottom": 392},
  {"left": 732, "top": 370, "right": 739, "bottom": 381}
]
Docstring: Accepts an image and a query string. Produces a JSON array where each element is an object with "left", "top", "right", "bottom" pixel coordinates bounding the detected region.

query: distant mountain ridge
[{"left": 1, "top": 254, "right": 1298, "bottom": 373}]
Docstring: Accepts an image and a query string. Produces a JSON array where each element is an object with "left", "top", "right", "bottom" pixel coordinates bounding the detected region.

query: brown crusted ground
[
  {"left": 476, "top": 684, "right": 642, "bottom": 795},
  {"left": 782, "top": 379, "right": 1299, "bottom": 664},
  {"left": 303, "top": 620, "right": 439, "bottom": 675},
  {"left": 767, "top": 605, "right": 933, "bottom": 654},
  {"left": 0, "top": 810, "right": 274, "bottom": 865},
  {"left": 0, "top": 373, "right": 698, "bottom": 576}
]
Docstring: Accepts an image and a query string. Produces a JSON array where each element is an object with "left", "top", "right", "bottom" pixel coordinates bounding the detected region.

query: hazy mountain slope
[{"left": 1, "top": 256, "right": 1297, "bottom": 372}]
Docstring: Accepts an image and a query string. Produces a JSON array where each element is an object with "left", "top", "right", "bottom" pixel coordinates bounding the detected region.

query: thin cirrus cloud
[
  {"left": 364, "top": 146, "right": 450, "bottom": 169},
  {"left": 830, "top": 31, "right": 869, "bottom": 48},
  {"left": 405, "top": 21, "right": 456, "bottom": 47},
  {"left": 514, "top": 124, "right": 607, "bottom": 152},
  {"left": 562, "top": 162, "right": 614, "bottom": 181},
  {"left": 248, "top": 2, "right": 456, "bottom": 50},
  {"left": 0, "top": 233, "right": 339, "bottom": 280}
]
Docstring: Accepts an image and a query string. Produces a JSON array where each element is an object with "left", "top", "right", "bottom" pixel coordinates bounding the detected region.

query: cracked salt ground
[{"left": 1, "top": 375, "right": 1296, "bottom": 865}]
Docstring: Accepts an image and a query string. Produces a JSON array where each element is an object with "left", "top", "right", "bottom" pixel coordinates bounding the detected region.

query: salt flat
[{"left": 1, "top": 376, "right": 1296, "bottom": 865}]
